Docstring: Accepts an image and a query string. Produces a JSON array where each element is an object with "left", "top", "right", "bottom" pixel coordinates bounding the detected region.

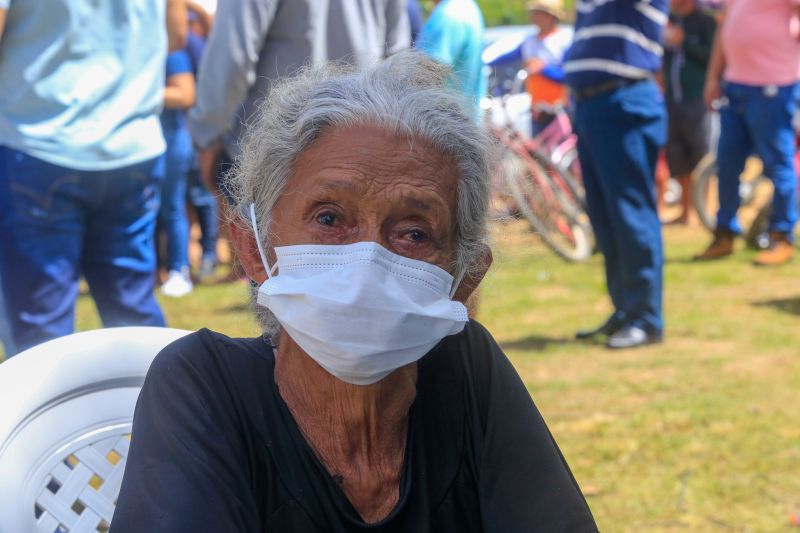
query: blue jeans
[
  {"left": 187, "top": 165, "right": 218, "bottom": 264},
  {"left": 716, "top": 82, "right": 798, "bottom": 237},
  {"left": 0, "top": 147, "right": 165, "bottom": 355},
  {"left": 574, "top": 80, "right": 667, "bottom": 333},
  {"left": 157, "top": 126, "right": 193, "bottom": 271}
]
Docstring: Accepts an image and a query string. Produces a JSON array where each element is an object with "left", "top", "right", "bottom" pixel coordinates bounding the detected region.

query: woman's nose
[{"left": 357, "top": 217, "right": 392, "bottom": 250}]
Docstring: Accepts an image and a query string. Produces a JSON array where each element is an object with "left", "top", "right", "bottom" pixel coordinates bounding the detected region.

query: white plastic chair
[{"left": 0, "top": 327, "right": 191, "bottom": 533}]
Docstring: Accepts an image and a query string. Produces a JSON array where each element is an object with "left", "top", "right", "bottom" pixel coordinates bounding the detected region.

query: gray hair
[{"left": 227, "top": 51, "right": 493, "bottom": 335}]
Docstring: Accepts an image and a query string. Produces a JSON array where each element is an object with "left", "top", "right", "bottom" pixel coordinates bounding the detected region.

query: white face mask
[{"left": 248, "top": 204, "right": 468, "bottom": 385}]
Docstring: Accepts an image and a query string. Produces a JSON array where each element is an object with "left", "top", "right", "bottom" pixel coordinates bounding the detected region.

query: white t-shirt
[{"left": 520, "top": 26, "right": 574, "bottom": 66}]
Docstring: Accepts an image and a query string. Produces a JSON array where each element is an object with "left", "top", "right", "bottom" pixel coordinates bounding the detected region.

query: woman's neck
[{"left": 273, "top": 331, "right": 417, "bottom": 522}]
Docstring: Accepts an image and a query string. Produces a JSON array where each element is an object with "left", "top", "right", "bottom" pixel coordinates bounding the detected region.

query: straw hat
[{"left": 526, "top": 0, "right": 566, "bottom": 21}]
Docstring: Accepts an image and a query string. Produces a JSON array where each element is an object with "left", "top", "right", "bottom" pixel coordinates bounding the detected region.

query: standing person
[
  {"left": 693, "top": 0, "right": 800, "bottom": 265},
  {"left": 417, "top": 0, "right": 487, "bottom": 113},
  {"left": 184, "top": 6, "right": 219, "bottom": 282},
  {"left": 566, "top": 0, "right": 668, "bottom": 349},
  {"left": 157, "top": 48, "right": 197, "bottom": 298},
  {"left": 0, "top": 0, "right": 187, "bottom": 354},
  {"left": 521, "top": 0, "right": 573, "bottom": 136},
  {"left": 663, "top": 0, "right": 716, "bottom": 225},
  {"left": 187, "top": 0, "right": 410, "bottom": 197}
]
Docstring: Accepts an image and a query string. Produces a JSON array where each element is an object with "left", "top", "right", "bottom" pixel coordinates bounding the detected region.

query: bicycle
[
  {"left": 691, "top": 153, "right": 772, "bottom": 235},
  {"left": 484, "top": 74, "right": 594, "bottom": 262},
  {"left": 691, "top": 103, "right": 800, "bottom": 248},
  {"left": 692, "top": 150, "right": 800, "bottom": 249}
]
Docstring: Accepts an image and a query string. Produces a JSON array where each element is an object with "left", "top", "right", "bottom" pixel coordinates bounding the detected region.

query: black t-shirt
[{"left": 111, "top": 322, "right": 597, "bottom": 532}]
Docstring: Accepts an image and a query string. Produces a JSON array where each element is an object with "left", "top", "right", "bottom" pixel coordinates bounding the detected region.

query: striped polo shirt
[{"left": 564, "top": 0, "right": 669, "bottom": 90}]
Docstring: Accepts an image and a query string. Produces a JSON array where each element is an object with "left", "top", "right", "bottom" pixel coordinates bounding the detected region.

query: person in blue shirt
[
  {"left": 417, "top": 0, "right": 487, "bottom": 113},
  {"left": 566, "top": 0, "right": 669, "bottom": 349},
  {"left": 157, "top": 49, "right": 197, "bottom": 297},
  {"left": 0, "top": 0, "right": 187, "bottom": 354}
]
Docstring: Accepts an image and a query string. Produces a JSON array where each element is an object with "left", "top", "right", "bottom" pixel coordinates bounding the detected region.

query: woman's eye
[
  {"left": 407, "top": 229, "right": 428, "bottom": 242},
  {"left": 317, "top": 212, "right": 337, "bottom": 227}
]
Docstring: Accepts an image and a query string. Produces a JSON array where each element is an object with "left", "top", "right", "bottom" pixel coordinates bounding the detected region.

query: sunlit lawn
[{"left": 66, "top": 222, "right": 800, "bottom": 531}]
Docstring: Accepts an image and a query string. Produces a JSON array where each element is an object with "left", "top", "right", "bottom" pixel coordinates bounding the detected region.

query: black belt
[{"left": 572, "top": 76, "right": 653, "bottom": 102}]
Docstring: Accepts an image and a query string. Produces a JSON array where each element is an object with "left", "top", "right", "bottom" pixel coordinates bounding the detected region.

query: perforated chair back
[{"left": 0, "top": 327, "right": 191, "bottom": 533}]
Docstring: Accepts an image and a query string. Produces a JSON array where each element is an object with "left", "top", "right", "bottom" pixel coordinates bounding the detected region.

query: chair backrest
[{"left": 0, "top": 327, "right": 191, "bottom": 533}]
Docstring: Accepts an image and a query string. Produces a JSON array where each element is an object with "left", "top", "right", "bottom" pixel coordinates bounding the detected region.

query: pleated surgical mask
[{"left": 248, "top": 204, "right": 468, "bottom": 385}]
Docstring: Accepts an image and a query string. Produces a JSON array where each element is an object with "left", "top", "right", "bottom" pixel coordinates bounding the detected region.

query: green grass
[{"left": 39, "top": 223, "right": 800, "bottom": 530}]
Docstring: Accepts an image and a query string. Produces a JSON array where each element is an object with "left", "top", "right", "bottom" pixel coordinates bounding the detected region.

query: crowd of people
[
  {"left": 514, "top": 0, "right": 799, "bottom": 348},
  {"left": 0, "top": 0, "right": 798, "bottom": 357}
]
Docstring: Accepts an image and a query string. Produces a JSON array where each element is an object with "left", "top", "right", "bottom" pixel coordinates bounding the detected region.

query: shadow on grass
[
  {"left": 664, "top": 256, "right": 698, "bottom": 265},
  {"left": 500, "top": 334, "right": 583, "bottom": 351},
  {"left": 751, "top": 296, "right": 800, "bottom": 316}
]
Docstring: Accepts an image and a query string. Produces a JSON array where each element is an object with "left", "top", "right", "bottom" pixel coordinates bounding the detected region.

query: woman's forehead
[{"left": 289, "top": 124, "right": 460, "bottom": 206}]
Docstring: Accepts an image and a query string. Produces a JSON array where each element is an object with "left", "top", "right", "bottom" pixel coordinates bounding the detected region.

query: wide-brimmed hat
[{"left": 526, "top": 0, "right": 566, "bottom": 20}]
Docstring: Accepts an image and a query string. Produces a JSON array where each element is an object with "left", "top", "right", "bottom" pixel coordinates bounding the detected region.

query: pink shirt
[{"left": 722, "top": 0, "right": 800, "bottom": 86}]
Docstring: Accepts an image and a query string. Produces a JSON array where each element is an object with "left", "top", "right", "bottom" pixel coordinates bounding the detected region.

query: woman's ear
[
  {"left": 452, "top": 245, "right": 493, "bottom": 306},
  {"left": 229, "top": 216, "right": 269, "bottom": 284}
]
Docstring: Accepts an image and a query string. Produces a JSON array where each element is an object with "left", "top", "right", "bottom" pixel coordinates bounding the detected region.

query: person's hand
[
  {"left": 199, "top": 142, "right": 223, "bottom": 192},
  {"left": 664, "top": 24, "right": 684, "bottom": 47},
  {"left": 186, "top": 0, "right": 213, "bottom": 37},
  {"left": 525, "top": 58, "right": 546, "bottom": 76},
  {"left": 704, "top": 78, "right": 722, "bottom": 111}
]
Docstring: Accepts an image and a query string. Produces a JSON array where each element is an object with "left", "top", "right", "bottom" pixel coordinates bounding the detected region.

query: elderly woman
[{"left": 111, "top": 52, "right": 597, "bottom": 532}]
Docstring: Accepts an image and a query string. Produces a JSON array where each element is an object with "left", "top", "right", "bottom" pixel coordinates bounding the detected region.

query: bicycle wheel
[
  {"left": 692, "top": 154, "right": 773, "bottom": 232},
  {"left": 503, "top": 147, "right": 594, "bottom": 262},
  {"left": 530, "top": 149, "right": 586, "bottom": 208},
  {"left": 744, "top": 205, "right": 771, "bottom": 250},
  {"left": 489, "top": 143, "right": 525, "bottom": 221},
  {"left": 555, "top": 146, "right": 582, "bottom": 186}
]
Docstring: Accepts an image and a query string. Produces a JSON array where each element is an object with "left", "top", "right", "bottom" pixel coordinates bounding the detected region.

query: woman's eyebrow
[
  {"left": 401, "top": 196, "right": 434, "bottom": 213},
  {"left": 315, "top": 178, "right": 362, "bottom": 194}
]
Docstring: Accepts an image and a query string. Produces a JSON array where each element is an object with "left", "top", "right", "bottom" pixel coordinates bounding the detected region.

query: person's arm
[
  {"left": 704, "top": 11, "right": 726, "bottom": 109},
  {"left": 164, "top": 72, "right": 196, "bottom": 109},
  {"left": 540, "top": 63, "right": 565, "bottom": 83},
  {"left": 0, "top": 7, "right": 7, "bottom": 43},
  {"left": 187, "top": 0, "right": 214, "bottom": 35},
  {"left": 519, "top": 37, "right": 544, "bottom": 74},
  {"left": 110, "top": 334, "right": 259, "bottom": 531},
  {"left": 187, "top": 0, "right": 279, "bottom": 150},
  {"left": 795, "top": 2, "right": 800, "bottom": 39},
  {"left": 166, "top": 0, "right": 188, "bottom": 52},
  {"left": 384, "top": 0, "right": 411, "bottom": 56},
  {"left": 525, "top": 57, "right": 546, "bottom": 75},
  {"left": 163, "top": 50, "right": 196, "bottom": 109},
  {"left": 463, "top": 323, "right": 598, "bottom": 531}
]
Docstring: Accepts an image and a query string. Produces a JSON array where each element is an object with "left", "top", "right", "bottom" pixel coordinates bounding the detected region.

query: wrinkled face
[{"left": 267, "top": 124, "right": 461, "bottom": 273}]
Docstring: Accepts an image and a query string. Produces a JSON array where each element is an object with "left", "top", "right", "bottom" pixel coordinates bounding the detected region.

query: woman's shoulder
[
  {"left": 427, "top": 320, "right": 504, "bottom": 400},
  {"left": 430, "top": 320, "right": 530, "bottom": 428},
  {"left": 442, "top": 319, "right": 502, "bottom": 375},
  {"left": 147, "top": 328, "right": 275, "bottom": 390}
]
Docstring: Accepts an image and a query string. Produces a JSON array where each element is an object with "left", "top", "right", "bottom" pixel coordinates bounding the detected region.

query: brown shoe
[
  {"left": 754, "top": 232, "right": 795, "bottom": 266},
  {"left": 693, "top": 229, "right": 735, "bottom": 261}
]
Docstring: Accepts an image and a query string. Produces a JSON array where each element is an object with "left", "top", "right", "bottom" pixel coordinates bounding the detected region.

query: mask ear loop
[
  {"left": 449, "top": 270, "right": 465, "bottom": 299},
  {"left": 249, "top": 203, "right": 278, "bottom": 278}
]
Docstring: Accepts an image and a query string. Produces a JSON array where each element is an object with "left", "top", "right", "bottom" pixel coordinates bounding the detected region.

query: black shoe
[
  {"left": 576, "top": 316, "right": 623, "bottom": 340},
  {"left": 606, "top": 326, "right": 663, "bottom": 350}
]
